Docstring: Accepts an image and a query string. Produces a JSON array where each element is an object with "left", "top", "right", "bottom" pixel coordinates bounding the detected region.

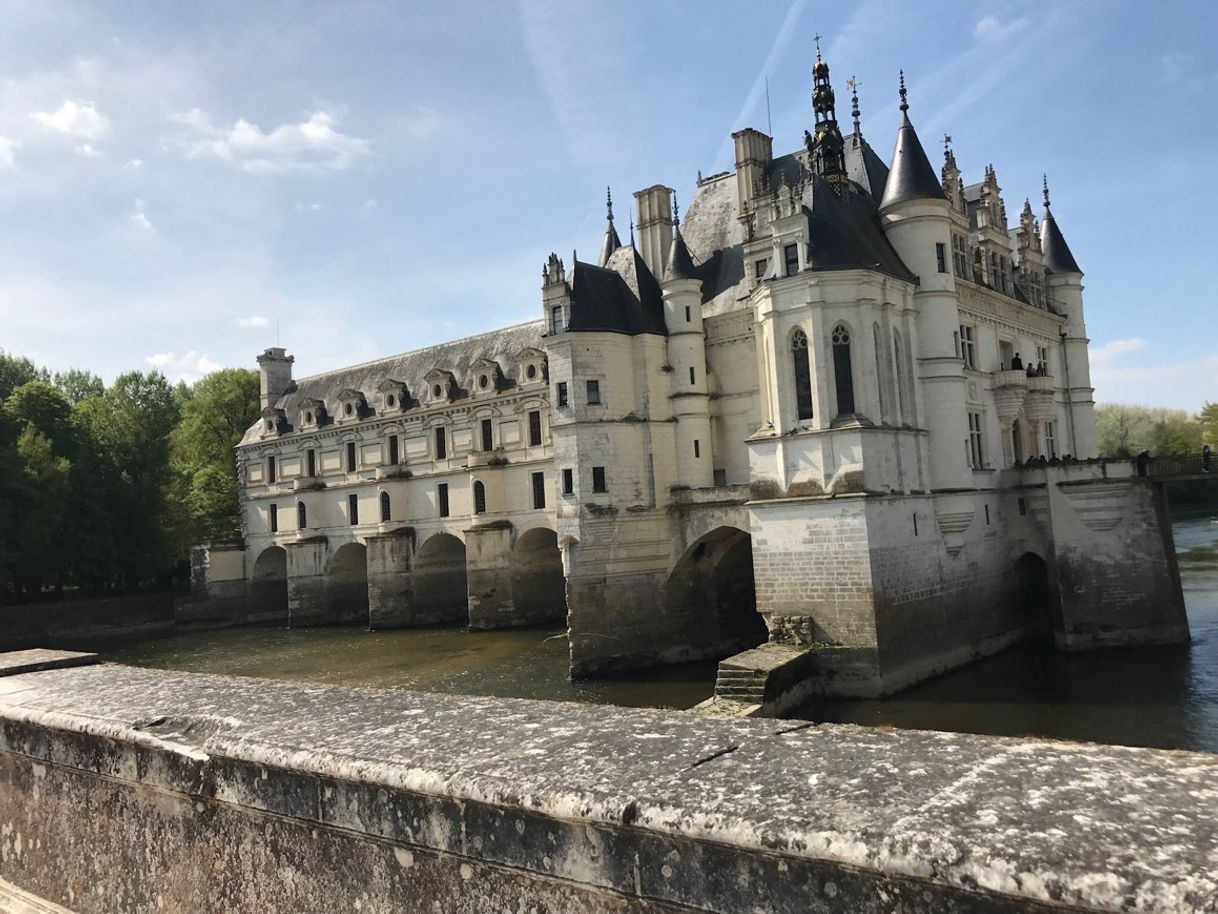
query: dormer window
[
  {"left": 298, "top": 398, "right": 325, "bottom": 430},
  {"left": 432, "top": 384, "right": 442, "bottom": 398},
  {"left": 514, "top": 348, "right": 547, "bottom": 388},
  {"left": 479, "top": 374, "right": 489, "bottom": 389},
  {"left": 423, "top": 368, "right": 456, "bottom": 405},
  {"left": 336, "top": 388, "right": 367, "bottom": 423},
  {"left": 526, "top": 364, "right": 537, "bottom": 381},
  {"left": 377, "top": 379, "right": 408, "bottom": 414},
  {"left": 260, "top": 407, "right": 286, "bottom": 437},
  {"left": 470, "top": 358, "right": 503, "bottom": 398}
]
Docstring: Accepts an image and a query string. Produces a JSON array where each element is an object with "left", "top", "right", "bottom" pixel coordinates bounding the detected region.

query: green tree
[
  {"left": 3, "top": 381, "right": 76, "bottom": 458},
  {"left": 1200, "top": 402, "right": 1217, "bottom": 446},
  {"left": 52, "top": 368, "right": 104, "bottom": 404},
  {"left": 170, "top": 368, "right": 260, "bottom": 543},
  {"left": 0, "top": 350, "right": 48, "bottom": 400},
  {"left": 1096, "top": 404, "right": 1204, "bottom": 458},
  {"left": 7, "top": 427, "right": 71, "bottom": 597}
]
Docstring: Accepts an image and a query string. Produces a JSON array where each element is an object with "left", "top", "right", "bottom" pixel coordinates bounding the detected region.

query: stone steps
[{"left": 713, "top": 666, "right": 766, "bottom": 702}]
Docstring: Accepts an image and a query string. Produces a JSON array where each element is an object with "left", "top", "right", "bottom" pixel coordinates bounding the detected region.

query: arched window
[
  {"left": 473, "top": 480, "right": 487, "bottom": 515},
  {"left": 297, "top": 501, "right": 307, "bottom": 530},
  {"left": 791, "top": 329, "right": 814, "bottom": 421},
  {"left": 831, "top": 325, "right": 855, "bottom": 416},
  {"left": 873, "top": 323, "right": 886, "bottom": 420},
  {"left": 380, "top": 491, "right": 391, "bottom": 523},
  {"left": 892, "top": 331, "right": 906, "bottom": 422}
]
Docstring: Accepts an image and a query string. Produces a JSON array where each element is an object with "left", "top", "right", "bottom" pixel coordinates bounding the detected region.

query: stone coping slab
[
  {"left": 0, "top": 650, "right": 98, "bottom": 678},
  {"left": 0, "top": 660, "right": 1214, "bottom": 913}
]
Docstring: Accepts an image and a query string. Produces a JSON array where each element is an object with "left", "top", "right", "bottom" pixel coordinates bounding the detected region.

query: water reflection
[{"left": 808, "top": 515, "right": 1218, "bottom": 753}]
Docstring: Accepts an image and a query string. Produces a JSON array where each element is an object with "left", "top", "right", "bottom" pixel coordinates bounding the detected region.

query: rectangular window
[
  {"left": 348, "top": 493, "right": 359, "bottom": 525},
  {"left": 345, "top": 442, "right": 356, "bottom": 473},
  {"left": 380, "top": 492, "right": 391, "bottom": 522},
  {"left": 1036, "top": 345, "right": 1049, "bottom": 373},
  {"left": 306, "top": 449, "right": 316, "bottom": 477},
  {"left": 999, "top": 339, "right": 1014, "bottom": 370},
  {"left": 755, "top": 258, "right": 768, "bottom": 280},
  {"left": 959, "top": 324, "right": 977, "bottom": 369},
  {"left": 561, "top": 468, "right": 574, "bottom": 495},
  {"left": 783, "top": 243, "right": 799, "bottom": 277},
  {"left": 437, "top": 483, "right": 449, "bottom": 517},
  {"left": 967, "top": 411, "right": 985, "bottom": 468},
  {"left": 434, "top": 427, "right": 447, "bottom": 459},
  {"left": 984, "top": 504, "right": 991, "bottom": 525},
  {"left": 481, "top": 418, "right": 493, "bottom": 452},
  {"left": 532, "top": 471, "right": 546, "bottom": 509},
  {"left": 586, "top": 379, "right": 600, "bottom": 405},
  {"left": 684, "top": 305, "right": 691, "bottom": 323},
  {"left": 269, "top": 503, "right": 278, "bottom": 533},
  {"left": 528, "top": 410, "right": 542, "bottom": 446},
  {"left": 267, "top": 455, "right": 276, "bottom": 484},
  {"left": 1044, "top": 421, "right": 1057, "bottom": 458},
  {"left": 952, "top": 233, "right": 969, "bottom": 278},
  {"left": 556, "top": 382, "right": 568, "bottom": 407},
  {"left": 388, "top": 435, "right": 399, "bottom": 466},
  {"left": 592, "top": 466, "right": 607, "bottom": 493},
  {"left": 550, "top": 305, "right": 563, "bottom": 335},
  {"left": 713, "top": 468, "right": 727, "bottom": 487},
  {"left": 936, "top": 242, "right": 947, "bottom": 273},
  {"left": 693, "top": 439, "right": 700, "bottom": 459}
]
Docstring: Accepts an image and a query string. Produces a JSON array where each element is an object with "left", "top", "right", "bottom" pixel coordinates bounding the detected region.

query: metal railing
[{"left": 1135, "top": 454, "right": 1215, "bottom": 478}]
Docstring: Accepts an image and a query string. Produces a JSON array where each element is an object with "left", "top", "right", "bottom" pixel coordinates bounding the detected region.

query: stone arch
[
  {"left": 1015, "top": 551, "right": 1054, "bottom": 627},
  {"left": 414, "top": 532, "right": 469, "bottom": 623},
  {"left": 249, "top": 545, "right": 288, "bottom": 620},
  {"left": 510, "top": 527, "right": 566, "bottom": 625},
  {"left": 325, "top": 541, "right": 369, "bottom": 625},
  {"left": 664, "top": 526, "right": 768, "bottom": 660}
]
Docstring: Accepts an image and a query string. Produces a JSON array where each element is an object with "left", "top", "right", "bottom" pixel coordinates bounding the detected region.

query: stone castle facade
[{"left": 188, "top": 48, "right": 1188, "bottom": 705}]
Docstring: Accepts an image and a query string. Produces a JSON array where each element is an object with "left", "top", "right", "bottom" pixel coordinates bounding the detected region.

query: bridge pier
[
  {"left": 465, "top": 523, "right": 516, "bottom": 630},
  {"left": 365, "top": 529, "right": 416, "bottom": 629},
  {"left": 284, "top": 539, "right": 330, "bottom": 627}
]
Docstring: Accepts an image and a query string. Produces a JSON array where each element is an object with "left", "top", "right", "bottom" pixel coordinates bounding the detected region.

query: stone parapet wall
[
  {"left": 0, "top": 594, "right": 175, "bottom": 651},
  {"left": 0, "top": 659, "right": 1214, "bottom": 913}
]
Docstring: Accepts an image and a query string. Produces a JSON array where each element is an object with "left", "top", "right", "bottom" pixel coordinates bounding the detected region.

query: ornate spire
[
  {"left": 1040, "top": 175, "right": 1081, "bottom": 274},
  {"left": 598, "top": 186, "right": 622, "bottom": 267},
  {"left": 848, "top": 77, "right": 861, "bottom": 136},
  {"left": 880, "top": 70, "right": 947, "bottom": 209},
  {"left": 807, "top": 43, "right": 847, "bottom": 192},
  {"left": 664, "top": 193, "right": 697, "bottom": 283},
  {"left": 1043, "top": 174, "right": 1051, "bottom": 208}
]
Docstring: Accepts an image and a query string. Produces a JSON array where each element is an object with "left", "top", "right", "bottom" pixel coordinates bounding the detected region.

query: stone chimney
[
  {"left": 256, "top": 347, "right": 294, "bottom": 409},
  {"left": 633, "top": 185, "right": 675, "bottom": 279}
]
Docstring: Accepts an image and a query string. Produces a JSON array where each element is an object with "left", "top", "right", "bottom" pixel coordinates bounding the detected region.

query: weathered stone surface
[
  {"left": 0, "top": 661, "right": 1214, "bottom": 913},
  {"left": 0, "top": 650, "right": 98, "bottom": 678}
]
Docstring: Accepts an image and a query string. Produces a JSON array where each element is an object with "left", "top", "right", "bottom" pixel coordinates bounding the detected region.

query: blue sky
[{"left": 0, "top": 0, "right": 1214, "bottom": 410}]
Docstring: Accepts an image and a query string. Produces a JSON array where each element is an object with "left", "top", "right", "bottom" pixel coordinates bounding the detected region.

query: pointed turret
[
  {"left": 663, "top": 195, "right": 697, "bottom": 283},
  {"left": 1040, "top": 177, "right": 1082, "bottom": 275},
  {"left": 880, "top": 71, "right": 947, "bottom": 209},
  {"left": 805, "top": 43, "right": 848, "bottom": 194},
  {"left": 598, "top": 187, "right": 623, "bottom": 267}
]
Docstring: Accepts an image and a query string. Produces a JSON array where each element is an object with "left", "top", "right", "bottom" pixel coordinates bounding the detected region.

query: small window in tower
[
  {"left": 592, "top": 466, "right": 607, "bottom": 493},
  {"left": 551, "top": 305, "right": 564, "bottom": 334},
  {"left": 473, "top": 481, "right": 487, "bottom": 515},
  {"left": 348, "top": 493, "right": 359, "bottom": 526},
  {"left": 693, "top": 439, "right": 701, "bottom": 459},
  {"left": 269, "top": 503, "right": 278, "bottom": 533},
  {"left": 297, "top": 502, "right": 307, "bottom": 530},
  {"left": 380, "top": 491, "right": 391, "bottom": 522},
  {"left": 685, "top": 305, "right": 691, "bottom": 322},
  {"left": 532, "top": 471, "right": 546, "bottom": 509},
  {"left": 936, "top": 243, "right": 947, "bottom": 273},
  {"left": 557, "top": 382, "right": 568, "bottom": 407},
  {"left": 689, "top": 366, "right": 696, "bottom": 385},
  {"left": 562, "top": 468, "right": 574, "bottom": 495},
  {"left": 586, "top": 380, "right": 600, "bottom": 405},
  {"left": 784, "top": 244, "right": 799, "bottom": 277},
  {"left": 346, "top": 442, "right": 356, "bottom": 472},
  {"left": 437, "top": 483, "right": 449, "bottom": 517}
]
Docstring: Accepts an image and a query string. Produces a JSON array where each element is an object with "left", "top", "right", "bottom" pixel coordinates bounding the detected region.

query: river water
[{"left": 104, "top": 515, "right": 1218, "bottom": 752}]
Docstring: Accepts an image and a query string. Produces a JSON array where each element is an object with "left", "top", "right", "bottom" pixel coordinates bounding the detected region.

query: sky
[{"left": 0, "top": 0, "right": 1214, "bottom": 410}]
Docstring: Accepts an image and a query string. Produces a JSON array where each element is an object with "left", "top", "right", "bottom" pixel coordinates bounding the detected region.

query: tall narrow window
[
  {"left": 936, "top": 242, "right": 947, "bottom": 273},
  {"left": 959, "top": 324, "right": 977, "bottom": 369},
  {"left": 783, "top": 243, "right": 799, "bottom": 277},
  {"left": 346, "top": 442, "right": 356, "bottom": 472},
  {"left": 689, "top": 366, "right": 696, "bottom": 385},
  {"left": 892, "top": 333, "right": 906, "bottom": 421},
  {"left": 532, "top": 471, "right": 546, "bottom": 509},
  {"left": 873, "top": 323, "right": 886, "bottom": 419},
  {"left": 592, "top": 466, "right": 607, "bottom": 493},
  {"left": 480, "top": 418, "right": 493, "bottom": 451},
  {"left": 556, "top": 382, "right": 568, "bottom": 407},
  {"left": 297, "top": 501, "right": 307, "bottom": 530},
  {"left": 693, "top": 439, "right": 701, "bottom": 459},
  {"left": 967, "top": 411, "right": 985, "bottom": 468},
  {"left": 306, "top": 448, "right": 316, "bottom": 477},
  {"left": 380, "top": 491, "right": 391, "bottom": 522},
  {"left": 685, "top": 306, "right": 691, "bottom": 322},
  {"left": 550, "top": 305, "right": 563, "bottom": 334},
  {"left": 437, "top": 483, "right": 449, "bottom": 517},
  {"left": 348, "top": 493, "right": 359, "bottom": 525},
  {"left": 831, "top": 325, "right": 855, "bottom": 417},
  {"left": 267, "top": 455, "right": 276, "bottom": 483},
  {"left": 269, "top": 503, "right": 278, "bottom": 533},
  {"left": 1011, "top": 419, "right": 1024, "bottom": 464},
  {"left": 434, "top": 427, "right": 447, "bottom": 459},
  {"left": 1044, "top": 420, "right": 1057, "bottom": 458},
  {"left": 528, "top": 410, "right": 542, "bottom": 446},
  {"left": 585, "top": 379, "right": 600, "bottom": 405},
  {"left": 562, "top": 468, "right": 574, "bottom": 495},
  {"left": 792, "top": 329, "right": 813, "bottom": 421},
  {"left": 388, "top": 435, "right": 399, "bottom": 466},
  {"left": 473, "top": 481, "right": 487, "bottom": 514}
]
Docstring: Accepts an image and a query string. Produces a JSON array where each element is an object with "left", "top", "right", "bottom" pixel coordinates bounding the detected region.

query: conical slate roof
[
  {"left": 663, "top": 225, "right": 697, "bottom": 282},
  {"left": 880, "top": 110, "right": 946, "bottom": 209},
  {"left": 598, "top": 222, "right": 622, "bottom": 268},
  {"left": 1040, "top": 204, "right": 1081, "bottom": 274}
]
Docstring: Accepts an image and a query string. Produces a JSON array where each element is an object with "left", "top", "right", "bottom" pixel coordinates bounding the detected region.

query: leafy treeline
[
  {"left": 0, "top": 350, "right": 259, "bottom": 603},
  {"left": 1095, "top": 403, "right": 1216, "bottom": 459}
]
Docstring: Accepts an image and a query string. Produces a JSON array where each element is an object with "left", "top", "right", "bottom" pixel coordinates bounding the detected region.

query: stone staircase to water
[{"left": 712, "top": 665, "right": 767, "bottom": 704}]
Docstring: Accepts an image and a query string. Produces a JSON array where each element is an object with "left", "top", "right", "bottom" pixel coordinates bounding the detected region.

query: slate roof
[
  {"left": 846, "top": 133, "right": 890, "bottom": 201},
  {"left": 1040, "top": 204, "right": 1082, "bottom": 275},
  {"left": 664, "top": 226, "right": 698, "bottom": 282},
  {"left": 239, "top": 320, "right": 546, "bottom": 446},
  {"left": 880, "top": 112, "right": 947, "bottom": 209},
  {"left": 568, "top": 249, "right": 667, "bottom": 336}
]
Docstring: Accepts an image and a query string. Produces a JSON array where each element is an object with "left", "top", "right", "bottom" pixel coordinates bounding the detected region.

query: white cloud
[
  {"left": 974, "top": 15, "right": 1029, "bottom": 42},
  {"left": 362, "top": 197, "right": 377, "bottom": 209},
  {"left": 0, "top": 137, "right": 18, "bottom": 170},
  {"left": 128, "top": 197, "right": 153, "bottom": 231},
  {"left": 170, "top": 108, "right": 371, "bottom": 174},
  {"left": 145, "top": 350, "right": 220, "bottom": 382},
  {"left": 236, "top": 315, "right": 269, "bottom": 328},
  {"left": 1090, "top": 337, "right": 1147, "bottom": 368},
  {"left": 294, "top": 200, "right": 322, "bottom": 212},
  {"left": 30, "top": 99, "right": 109, "bottom": 140},
  {"left": 124, "top": 157, "right": 144, "bottom": 169}
]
